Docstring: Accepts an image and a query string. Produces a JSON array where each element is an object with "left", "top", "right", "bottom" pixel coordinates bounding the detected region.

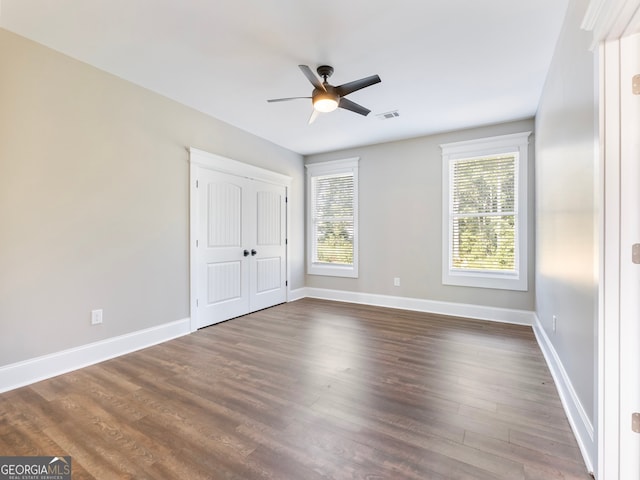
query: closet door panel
[{"left": 197, "top": 170, "right": 250, "bottom": 327}]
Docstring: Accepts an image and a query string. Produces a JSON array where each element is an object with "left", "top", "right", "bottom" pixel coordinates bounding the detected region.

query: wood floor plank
[
  {"left": 0, "top": 299, "right": 591, "bottom": 479},
  {"left": 464, "top": 430, "right": 589, "bottom": 479}
]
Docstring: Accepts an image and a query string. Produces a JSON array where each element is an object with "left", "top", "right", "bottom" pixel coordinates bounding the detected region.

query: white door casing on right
[
  {"left": 597, "top": 27, "right": 640, "bottom": 480},
  {"left": 584, "top": 0, "right": 640, "bottom": 475},
  {"left": 618, "top": 31, "right": 640, "bottom": 480}
]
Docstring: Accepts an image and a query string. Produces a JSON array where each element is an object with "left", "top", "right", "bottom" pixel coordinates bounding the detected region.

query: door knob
[
  {"left": 251, "top": 249, "right": 257, "bottom": 256},
  {"left": 243, "top": 249, "right": 250, "bottom": 257}
]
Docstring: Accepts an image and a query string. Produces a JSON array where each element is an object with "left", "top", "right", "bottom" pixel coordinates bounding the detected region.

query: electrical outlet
[
  {"left": 91, "top": 309, "right": 103, "bottom": 325},
  {"left": 552, "top": 315, "right": 557, "bottom": 333},
  {"left": 393, "top": 277, "right": 401, "bottom": 287}
]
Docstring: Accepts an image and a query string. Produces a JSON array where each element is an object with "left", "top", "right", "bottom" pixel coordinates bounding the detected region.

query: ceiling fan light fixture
[
  {"left": 267, "top": 65, "right": 381, "bottom": 121},
  {"left": 313, "top": 92, "right": 339, "bottom": 112}
]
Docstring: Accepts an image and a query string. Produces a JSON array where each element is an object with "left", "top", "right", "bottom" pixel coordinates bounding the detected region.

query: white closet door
[
  {"left": 196, "top": 168, "right": 287, "bottom": 328},
  {"left": 250, "top": 181, "right": 287, "bottom": 311},
  {"left": 197, "top": 169, "right": 251, "bottom": 327}
]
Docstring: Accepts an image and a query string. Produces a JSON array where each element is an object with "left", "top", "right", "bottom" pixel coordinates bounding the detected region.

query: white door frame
[
  {"left": 583, "top": 1, "right": 640, "bottom": 478},
  {"left": 617, "top": 32, "right": 640, "bottom": 479},
  {"left": 189, "top": 147, "right": 292, "bottom": 332}
]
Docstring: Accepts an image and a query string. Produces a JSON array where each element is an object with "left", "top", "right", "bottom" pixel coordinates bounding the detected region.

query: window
[
  {"left": 441, "top": 132, "right": 530, "bottom": 290},
  {"left": 306, "top": 158, "right": 359, "bottom": 278}
]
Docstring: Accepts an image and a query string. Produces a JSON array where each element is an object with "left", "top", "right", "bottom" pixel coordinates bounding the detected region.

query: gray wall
[
  {"left": 0, "top": 29, "right": 304, "bottom": 366},
  {"left": 535, "top": 0, "right": 597, "bottom": 428},
  {"left": 305, "top": 119, "right": 536, "bottom": 311}
]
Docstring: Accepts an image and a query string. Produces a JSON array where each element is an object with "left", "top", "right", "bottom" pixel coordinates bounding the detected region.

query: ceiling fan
[{"left": 267, "top": 65, "right": 381, "bottom": 124}]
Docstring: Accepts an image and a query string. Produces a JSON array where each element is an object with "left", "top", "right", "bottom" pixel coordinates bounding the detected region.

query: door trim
[
  {"left": 189, "top": 148, "right": 292, "bottom": 332},
  {"left": 190, "top": 148, "right": 292, "bottom": 187},
  {"left": 583, "top": 1, "right": 640, "bottom": 477}
]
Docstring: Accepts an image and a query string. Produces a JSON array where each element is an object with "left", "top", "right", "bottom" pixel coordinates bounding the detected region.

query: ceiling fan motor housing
[{"left": 316, "top": 65, "right": 334, "bottom": 79}]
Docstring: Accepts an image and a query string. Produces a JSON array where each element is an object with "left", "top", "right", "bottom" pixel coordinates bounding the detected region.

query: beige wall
[
  {"left": 305, "top": 118, "right": 536, "bottom": 311},
  {"left": 0, "top": 29, "right": 304, "bottom": 366},
  {"left": 535, "top": 0, "right": 597, "bottom": 436}
]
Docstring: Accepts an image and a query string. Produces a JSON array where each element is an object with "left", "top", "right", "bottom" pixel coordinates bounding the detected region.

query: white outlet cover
[{"left": 91, "top": 309, "right": 103, "bottom": 325}]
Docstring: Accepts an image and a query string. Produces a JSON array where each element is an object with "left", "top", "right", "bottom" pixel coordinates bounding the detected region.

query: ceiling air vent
[{"left": 377, "top": 110, "right": 400, "bottom": 120}]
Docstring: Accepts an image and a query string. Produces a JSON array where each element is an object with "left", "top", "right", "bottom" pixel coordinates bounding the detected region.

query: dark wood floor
[{"left": 0, "top": 299, "right": 591, "bottom": 479}]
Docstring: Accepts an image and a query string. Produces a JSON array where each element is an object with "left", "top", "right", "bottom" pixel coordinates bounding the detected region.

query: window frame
[
  {"left": 306, "top": 158, "right": 359, "bottom": 278},
  {"left": 441, "top": 132, "right": 531, "bottom": 291}
]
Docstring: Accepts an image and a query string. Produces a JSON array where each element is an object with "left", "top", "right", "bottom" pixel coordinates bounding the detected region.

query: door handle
[
  {"left": 251, "top": 249, "right": 257, "bottom": 256},
  {"left": 243, "top": 249, "right": 250, "bottom": 257}
]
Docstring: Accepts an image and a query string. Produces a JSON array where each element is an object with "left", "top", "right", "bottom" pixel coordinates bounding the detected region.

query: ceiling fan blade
[
  {"left": 299, "top": 65, "right": 326, "bottom": 92},
  {"left": 308, "top": 109, "right": 320, "bottom": 124},
  {"left": 335, "top": 74, "right": 381, "bottom": 97},
  {"left": 338, "top": 97, "right": 371, "bottom": 116},
  {"left": 267, "top": 96, "right": 311, "bottom": 103}
]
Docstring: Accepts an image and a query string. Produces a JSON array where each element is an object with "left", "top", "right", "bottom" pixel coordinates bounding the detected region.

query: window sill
[
  {"left": 307, "top": 263, "right": 359, "bottom": 278},
  {"left": 443, "top": 270, "right": 527, "bottom": 291}
]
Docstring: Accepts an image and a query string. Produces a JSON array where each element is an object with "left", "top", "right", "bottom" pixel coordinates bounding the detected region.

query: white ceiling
[{"left": 0, "top": 0, "right": 569, "bottom": 155}]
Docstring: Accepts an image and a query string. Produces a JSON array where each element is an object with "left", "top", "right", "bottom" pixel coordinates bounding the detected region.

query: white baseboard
[
  {"left": 532, "top": 314, "right": 595, "bottom": 474},
  {"left": 0, "top": 318, "right": 191, "bottom": 393},
  {"left": 288, "top": 287, "right": 307, "bottom": 302},
  {"left": 298, "top": 287, "right": 535, "bottom": 325}
]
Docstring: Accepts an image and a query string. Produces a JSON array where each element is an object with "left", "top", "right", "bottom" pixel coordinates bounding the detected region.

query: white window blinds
[
  {"left": 306, "top": 157, "right": 359, "bottom": 278},
  {"left": 311, "top": 172, "right": 354, "bottom": 265},
  {"left": 450, "top": 154, "right": 517, "bottom": 272}
]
